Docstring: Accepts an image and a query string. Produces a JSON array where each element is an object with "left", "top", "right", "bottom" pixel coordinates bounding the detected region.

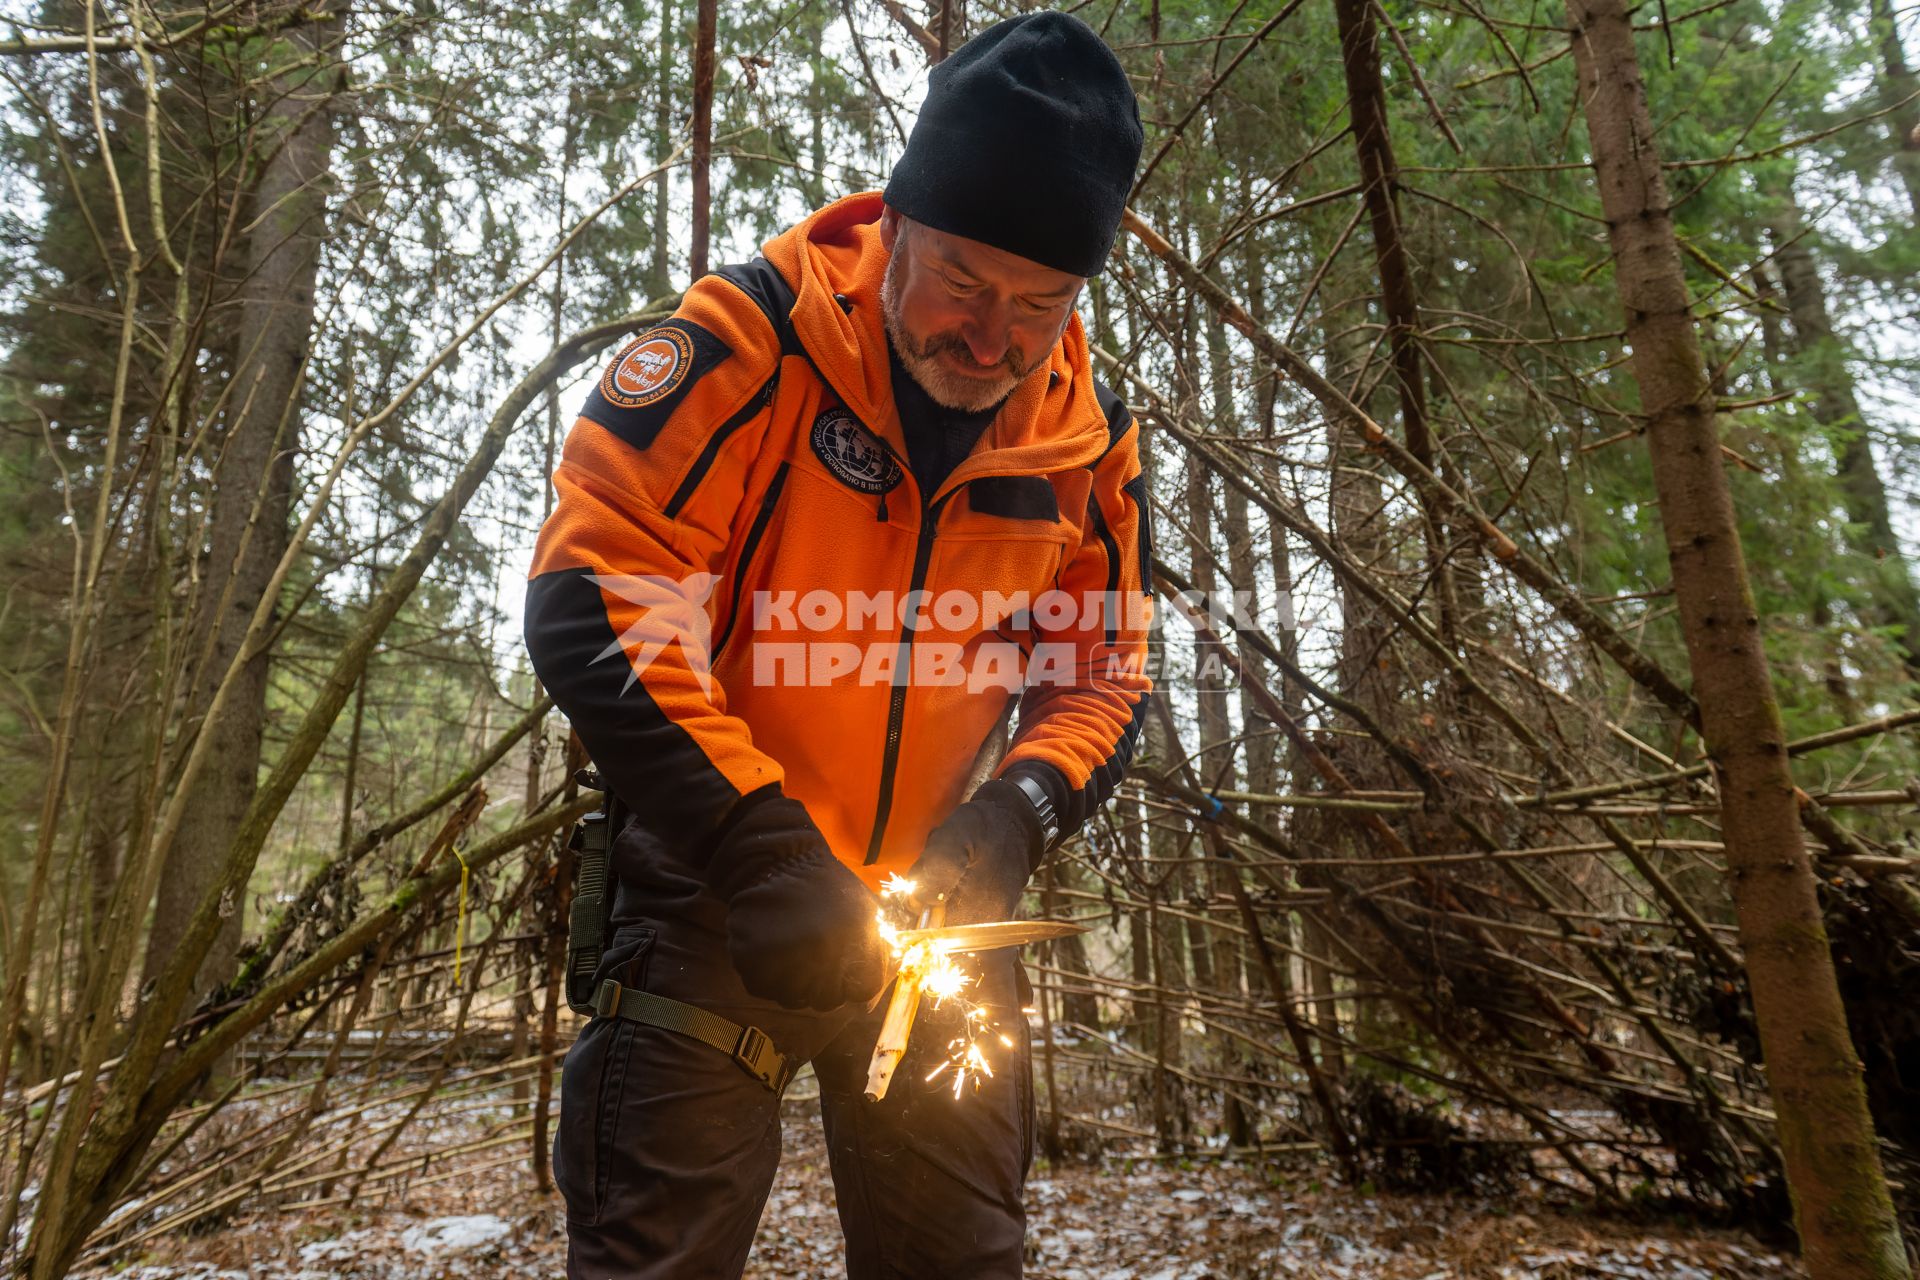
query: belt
[{"left": 591, "top": 978, "right": 797, "bottom": 1094}]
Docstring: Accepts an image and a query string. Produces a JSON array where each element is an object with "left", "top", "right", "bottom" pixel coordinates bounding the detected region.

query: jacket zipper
[
  {"left": 664, "top": 374, "right": 781, "bottom": 519},
  {"left": 711, "top": 461, "right": 791, "bottom": 659},
  {"left": 864, "top": 489, "right": 952, "bottom": 864}
]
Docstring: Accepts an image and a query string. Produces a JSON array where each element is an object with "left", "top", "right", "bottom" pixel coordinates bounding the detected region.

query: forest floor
[{"left": 80, "top": 1082, "right": 1805, "bottom": 1280}]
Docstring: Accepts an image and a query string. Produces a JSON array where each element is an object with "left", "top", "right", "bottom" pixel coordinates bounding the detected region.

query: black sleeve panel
[
  {"left": 712, "top": 258, "right": 801, "bottom": 354},
  {"left": 1121, "top": 471, "right": 1155, "bottom": 595},
  {"left": 525, "top": 566, "right": 744, "bottom": 846},
  {"left": 1092, "top": 377, "right": 1132, "bottom": 459}
]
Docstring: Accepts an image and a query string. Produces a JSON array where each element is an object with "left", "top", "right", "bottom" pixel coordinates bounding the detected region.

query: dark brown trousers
[{"left": 555, "top": 822, "right": 1034, "bottom": 1279}]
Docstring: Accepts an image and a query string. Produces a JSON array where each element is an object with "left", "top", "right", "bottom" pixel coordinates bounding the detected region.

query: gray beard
[{"left": 880, "top": 250, "right": 1030, "bottom": 413}]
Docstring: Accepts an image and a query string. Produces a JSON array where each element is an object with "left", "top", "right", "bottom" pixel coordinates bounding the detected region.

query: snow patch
[
  {"left": 296, "top": 1227, "right": 374, "bottom": 1265},
  {"left": 398, "top": 1213, "right": 511, "bottom": 1255}
]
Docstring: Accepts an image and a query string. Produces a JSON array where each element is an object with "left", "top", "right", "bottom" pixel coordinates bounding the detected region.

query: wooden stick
[
  {"left": 865, "top": 902, "right": 945, "bottom": 1101},
  {"left": 863, "top": 967, "right": 925, "bottom": 1102}
]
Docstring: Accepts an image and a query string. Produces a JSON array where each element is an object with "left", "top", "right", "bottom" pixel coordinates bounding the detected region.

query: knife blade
[{"left": 891, "top": 920, "right": 1089, "bottom": 954}]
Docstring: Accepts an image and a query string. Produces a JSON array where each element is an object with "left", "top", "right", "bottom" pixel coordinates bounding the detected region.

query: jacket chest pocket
[
  {"left": 936, "top": 475, "right": 1075, "bottom": 624},
  {"left": 925, "top": 529, "right": 1070, "bottom": 647}
]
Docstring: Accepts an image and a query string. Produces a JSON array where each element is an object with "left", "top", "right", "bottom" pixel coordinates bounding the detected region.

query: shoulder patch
[
  {"left": 603, "top": 328, "right": 693, "bottom": 407},
  {"left": 580, "top": 318, "right": 732, "bottom": 450},
  {"left": 810, "top": 408, "right": 902, "bottom": 496}
]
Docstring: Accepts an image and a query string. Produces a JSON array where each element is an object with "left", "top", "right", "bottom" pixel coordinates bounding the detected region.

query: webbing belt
[{"left": 592, "top": 978, "right": 796, "bottom": 1094}]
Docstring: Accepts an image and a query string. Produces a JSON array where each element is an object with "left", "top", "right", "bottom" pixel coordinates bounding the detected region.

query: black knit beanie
[{"left": 882, "top": 12, "right": 1143, "bottom": 278}]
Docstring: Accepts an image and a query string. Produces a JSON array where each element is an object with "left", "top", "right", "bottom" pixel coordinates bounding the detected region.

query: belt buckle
[
  {"left": 592, "top": 979, "right": 624, "bottom": 1019},
  {"left": 733, "top": 1024, "right": 787, "bottom": 1093}
]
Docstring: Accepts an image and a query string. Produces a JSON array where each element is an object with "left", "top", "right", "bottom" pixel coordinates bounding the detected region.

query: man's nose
[{"left": 963, "top": 323, "right": 1010, "bottom": 369}]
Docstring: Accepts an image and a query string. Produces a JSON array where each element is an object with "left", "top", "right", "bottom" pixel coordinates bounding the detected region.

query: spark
[
  {"left": 869, "top": 879, "right": 1006, "bottom": 1101},
  {"left": 942, "top": 1039, "right": 996, "bottom": 1098},
  {"left": 917, "top": 983, "right": 1006, "bottom": 1097},
  {"left": 920, "top": 953, "right": 970, "bottom": 1002}
]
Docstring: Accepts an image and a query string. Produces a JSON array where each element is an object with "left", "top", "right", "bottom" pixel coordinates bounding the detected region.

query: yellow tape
[{"left": 452, "top": 843, "right": 471, "bottom": 985}]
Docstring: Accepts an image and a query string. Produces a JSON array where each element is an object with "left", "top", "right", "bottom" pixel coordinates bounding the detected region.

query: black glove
[
  {"left": 905, "top": 779, "right": 1046, "bottom": 925},
  {"left": 706, "top": 790, "right": 887, "bottom": 1011}
]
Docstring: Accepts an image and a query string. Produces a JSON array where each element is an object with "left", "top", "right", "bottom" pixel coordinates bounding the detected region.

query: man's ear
[{"left": 879, "top": 204, "right": 901, "bottom": 252}]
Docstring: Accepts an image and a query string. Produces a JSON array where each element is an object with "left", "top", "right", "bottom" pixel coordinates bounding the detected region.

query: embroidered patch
[
  {"left": 602, "top": 328, "right": 695, "bottom": 409},
  {"left": 579, "top": 318, "right": 733, "bottom": 452},
  {"left": 810, "top": 408, "right": 902, "bottom": 495}
]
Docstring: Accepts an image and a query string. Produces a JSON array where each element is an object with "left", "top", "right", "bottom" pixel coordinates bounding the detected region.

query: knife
[{"left": 890, "top": 920, "right": 1089, "bottom": 955}]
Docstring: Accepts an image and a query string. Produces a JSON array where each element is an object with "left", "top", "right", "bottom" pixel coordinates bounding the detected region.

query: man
[{"left": 524, "top": 13, "right": 1151, "bottom": 1277}]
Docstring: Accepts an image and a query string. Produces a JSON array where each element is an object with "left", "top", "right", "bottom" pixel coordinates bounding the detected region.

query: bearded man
[{"left": 525, "top": 13, "right": 1152, "bottom": 1276}]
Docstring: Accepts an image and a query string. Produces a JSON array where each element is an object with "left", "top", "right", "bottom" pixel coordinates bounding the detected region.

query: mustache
[{"left": 909, "top": 332, "right": 1022, "bottom": 380}]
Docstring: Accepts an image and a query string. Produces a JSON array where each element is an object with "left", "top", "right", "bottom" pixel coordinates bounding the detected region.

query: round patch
[
  {"left": 810, "top": 408, "right": 903, "bottom": 495},
  {"left": 602, "top": 328, "right": 693, "bottom": 408}
]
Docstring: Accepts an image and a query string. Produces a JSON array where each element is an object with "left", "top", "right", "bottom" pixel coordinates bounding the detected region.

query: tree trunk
[
  {"left": 144, "top": 9, "right": 337, "bottom": 1020},
  {"left": 1769, "top": 193, "right": 1920, "bottom": 674},
  {"left": 651, "top": 0, "right": 675, "bottom": 297},
  {"left": 1136, "top": 708, "right": 1187, "bottom": 1147},
  {"left": 1322, "top": 315, "right": 1390, "bottom": 1076},
  {"left": 337, "top": 672, "right": 368, "bottom": 853},
  {"left": 1049, "top": 893, "right": 1102, "bottom": 1029},
  {"left": 689, "top": 0, "right": 717, "bottom": 280},
  {"left": 1325, "top": 324, "right": 1393, "bottom": 721},
  {"left": 1869, "top": 0, "right": 1920, "bottom": 223},
  {"left": 533, "top": 832, "right": 574, "bottom": 1193},
  {"left": 1127, "top": 835, "right": 1153, "bottom": 1041},
  {"left": 1752, "top": 262, "right": 1786, "bottom": 388},
  {"left": 1568, "top": 0, "right": 1909, "bottom": 1272},
  {"left": 1246, "top": 254, "right": 1325, "bottom": 1070},
  {"left": 1332, "top": 0, "right": 1456, "bottom": 646},
  {"left": 1184, "top": 435, "right": 1234, "bottom": 1006},
  {"left": 1204, "top": 303, "right": 1256, "bottom": 1148}
]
